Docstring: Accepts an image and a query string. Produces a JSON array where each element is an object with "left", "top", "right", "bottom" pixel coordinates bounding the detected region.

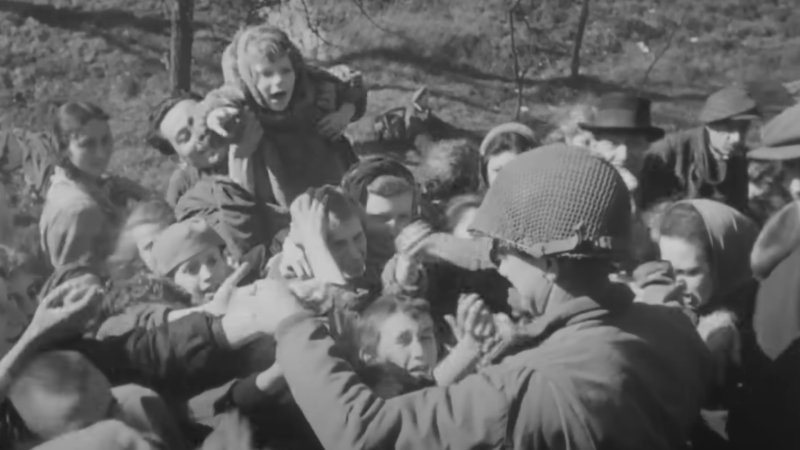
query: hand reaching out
[
  {"left": 25, "top": 276, "right": 105, "bottom": 345},
  {"left": 444, "top": 294, "right": 496, "bottom": 349}
]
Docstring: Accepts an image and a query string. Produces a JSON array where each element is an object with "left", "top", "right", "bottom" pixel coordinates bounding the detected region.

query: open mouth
[
  {"left": 407, "top": 365, "right": 430, "bottom": 377},
  {"left": 269, "top": 91, "right": 288, "bottom": 102}
]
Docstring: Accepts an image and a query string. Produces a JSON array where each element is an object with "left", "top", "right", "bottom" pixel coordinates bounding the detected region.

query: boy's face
[
  {"left": 173, "top": 247, "right": 230, "bottom": 302},
  {"left": 159, "top": 99, "right": 227, "bottom": 169},
  {"left": 326, "top": 215, "right": 368, "bottom": 280},
  {"left": 364, "top": 192, "right": 414, "bottom": 238},
  {"left": 251, "top": 53, "right": 297, "bottom": 112},
  {"left": 374, "top": 311, "right": 438, "bottom": 379}
]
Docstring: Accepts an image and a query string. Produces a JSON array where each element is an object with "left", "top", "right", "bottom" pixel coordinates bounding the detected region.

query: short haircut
[
  {"left": 52, "top": 102, "right": 110, "bottom": 151},
  {"left": 659, "top": 202, "right": 712, "bottom": 260},
  {"left": 366, "top": 175, "right": 415, "bottom": 198},
  {"left": 356, "top": 295, "right": 432, "bottom": 359},
  {"left": 146, "top": 91, "right": 203, "bottom": 156}
]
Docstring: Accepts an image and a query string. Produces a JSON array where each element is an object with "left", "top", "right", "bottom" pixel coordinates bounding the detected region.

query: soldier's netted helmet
[{"left": 470, "top": 144, "right": 632, "bottom": 259}]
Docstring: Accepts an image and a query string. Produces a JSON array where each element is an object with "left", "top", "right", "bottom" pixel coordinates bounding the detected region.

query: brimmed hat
[
  {"left": 578, "top": 93, "right": 665, "bottom": 142},
  {"left": 150, "top": 218, "right": 225, "bottom": 276},
  {"left": 699, "top": 86, "right": 761, "bottom": 125},
  {"left": 470, "top": 144, "right": 632, "bottom": 259},
  {"left": 479, "top": 122, "right": 537, "bottom": 157},
  {"left": 748, "top": 103, "right": 800, "bottom": 160}
]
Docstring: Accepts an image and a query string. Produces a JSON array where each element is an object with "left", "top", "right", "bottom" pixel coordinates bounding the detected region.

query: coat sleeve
[
  {"left": 41, "top": 204, "right": 106, "bottom": 269},
  {"left": 639, "top": 138, "right": 682, "bottom": 211},
  {"left": 65, "top": 313, "right": 238, "bottom": 399},
  {"left": 751, "top": 201, "right": 800, "bottom": 279},
  {"left": 275, "top": 313, "right": 511, "bottom": 449}
]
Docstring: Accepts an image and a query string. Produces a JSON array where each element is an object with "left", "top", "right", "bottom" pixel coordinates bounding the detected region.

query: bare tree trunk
[
  {"left": 170, "top": 0, "right": 194, "bottom": 94},
  {"left": 509, "top": 8, "right": 523, "bottom": 120},
  {"left": 570, "top": 0, "right": 590, "bottom": 78}
]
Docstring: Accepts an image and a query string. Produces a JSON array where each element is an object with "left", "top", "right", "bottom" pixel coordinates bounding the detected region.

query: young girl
[
  {"left": 197, "top": 25, "right": 367, "bottom": 207},
  {"left": 39, "top": 102, "right": 149, "bottom": 270},
  {"left": 478, "top": 122, "right": 538, "bottom": 187},
  {"left": 354, "top": 293, "right": 497, "bottom": 397}
]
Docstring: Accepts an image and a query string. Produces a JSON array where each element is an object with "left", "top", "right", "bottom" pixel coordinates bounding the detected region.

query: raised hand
[{"left": 26, "top": 275, "right": 104, "bottom": 345}]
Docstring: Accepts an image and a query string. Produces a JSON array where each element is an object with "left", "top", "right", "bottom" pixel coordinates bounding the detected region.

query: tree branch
[
  {"left": 639, "top": 10, "right": 689, "bottom": 89},
  {"left": 509, "top": 1, "right": 525, "bottom": 119}
]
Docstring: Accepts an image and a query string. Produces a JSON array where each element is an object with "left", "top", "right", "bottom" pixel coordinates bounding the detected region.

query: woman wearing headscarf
[
  {"left": 194, "top": 26, "right": 367, "bottom": 208},
  {"left": 652, "top": 199, "right": 759, "bottom": 448},
  {"left": 657, "top": 199, "right": 759, "bottom": 388}
]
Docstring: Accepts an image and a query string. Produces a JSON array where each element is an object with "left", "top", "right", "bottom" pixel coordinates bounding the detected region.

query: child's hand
[
  {"left": 444, "top": 294, "right": 495, "bottom": 347},
  {"left": 207, "top": 106, "right": 241, "bottom": 138},
  {"left": 318, "top": 103, "right": 356, "bottom": 139},
  {"left": 395, "top": 221, "right": 434, "bottom": 261}
]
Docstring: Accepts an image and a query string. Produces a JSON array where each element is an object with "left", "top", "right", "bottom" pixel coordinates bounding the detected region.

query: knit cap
[
  {"left": 150, "top": 218, "right": 225, "bottom": 277},
  {"left": 699, "top": 86, "right": 761, "bottom": 125},
  {"left": 470, "top": 144, "right": 632, "bottom": 259}
]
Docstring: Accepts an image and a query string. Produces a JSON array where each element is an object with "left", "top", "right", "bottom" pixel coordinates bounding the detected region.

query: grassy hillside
[{"left": 1, "top": 0, "right": 799, "bottom": 195}]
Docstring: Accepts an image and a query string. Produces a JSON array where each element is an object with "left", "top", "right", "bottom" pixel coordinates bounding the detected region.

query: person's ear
[{"left": 543, "top": 257, "right": 560, "bottom": 282}]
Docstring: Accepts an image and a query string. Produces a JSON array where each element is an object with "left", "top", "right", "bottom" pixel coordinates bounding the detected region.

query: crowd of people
[{"left": 1, "top": 22, "right": 800, "bottom": 450}]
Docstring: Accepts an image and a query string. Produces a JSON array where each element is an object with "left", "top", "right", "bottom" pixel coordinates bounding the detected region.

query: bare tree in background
[
  {"left": 570, "top": 0, "right": 590, "bottom": 78},
  {"left": 170, "top": 0, "right": 195, "bottom": 93}
]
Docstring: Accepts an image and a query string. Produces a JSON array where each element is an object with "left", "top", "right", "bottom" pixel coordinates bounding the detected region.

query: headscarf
[
  {"left": 670, "top": 199, "right": 758, "bottom": 300},
  {"left": 221, "top": 25, "right": 319, "bottom": 128}
]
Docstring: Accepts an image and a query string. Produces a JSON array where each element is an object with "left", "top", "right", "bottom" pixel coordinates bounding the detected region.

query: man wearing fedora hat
[
  {"left": 578, "top": 93, "right": 665, "bottom": 194},
  {"left": 639, "top": 85, "right": 761, "bottom": 213}
]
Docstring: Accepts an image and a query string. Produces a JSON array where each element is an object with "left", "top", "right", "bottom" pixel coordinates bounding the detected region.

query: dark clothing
[
  {"left": 640, "top": 127, "right": 749, "bottom": 213},
  {"left": 175, "top": 176, "right": 289, "bottom": 260},
  {"left": 274, "top": 284, "right": 710, "bottom": 449},
  {"left": 753, "top": 243, "right": 800, "bottom": 361},
  {"left": 59, "top": 313, "right": 237, "bottom": 400}
]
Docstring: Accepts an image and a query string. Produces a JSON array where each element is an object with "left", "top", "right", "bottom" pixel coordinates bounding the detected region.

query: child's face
[
  {"left": 374, "top": 311, "right": 438, "bottom": 379},
  {"left": 172, "top": 247, "right": 230, "bottom": 301},
  {"left": 364, "top": 192, "right": 414, "bottom": 238},
  {"left": 160, "top": 99, "right": 227, "bottom": 169},
  {"left": 7, "top": 269, "right": 42, "bottom": 321},
  {"left": 68, "top": 119, "right": 113, "bottom": 177},
  {"left": 252, "top": 53, "right": 296, "bottom": 112}
]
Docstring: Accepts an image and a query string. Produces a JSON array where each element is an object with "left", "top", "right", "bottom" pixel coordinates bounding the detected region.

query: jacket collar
[{"left": 494, "top": 282, "right": 634, "bottom": 360}]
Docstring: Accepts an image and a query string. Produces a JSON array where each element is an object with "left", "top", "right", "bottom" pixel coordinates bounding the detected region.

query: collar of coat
[{"left": 493, "top": 282, "right": 635, "bottom": 361}]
